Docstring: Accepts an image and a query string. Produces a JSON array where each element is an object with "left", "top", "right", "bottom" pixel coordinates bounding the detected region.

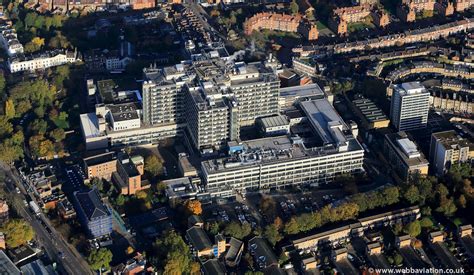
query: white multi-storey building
[
  {"left": 201, "top": 98, "right": 365, "bottom": 198},
  {"left": 9, "top": 50, "right": 78, "bottom": 73},
  {"left": 430, "top": 130, "right": 473, "bottom": 175},
  {"left": 390, "top": 82, "right": 430, "bottom": 131}
]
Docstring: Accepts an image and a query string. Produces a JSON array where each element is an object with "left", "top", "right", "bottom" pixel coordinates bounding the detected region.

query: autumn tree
[
  {"left": 2, "top": 219, "right": 34, "bottom": 248},
  {"left": 4, "top": 100, "right": 15, "bottom": 119},
  {"left": 184, "top": 200, "right": 202, "bottom": 215},
  {"left": 87, "top": 248, "right": 113, "bottom": 271}
]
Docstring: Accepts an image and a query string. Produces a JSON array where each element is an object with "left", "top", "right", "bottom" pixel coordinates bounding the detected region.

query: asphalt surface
[{"left": 1, "top": 164, "right": 93, "bottom": 275}]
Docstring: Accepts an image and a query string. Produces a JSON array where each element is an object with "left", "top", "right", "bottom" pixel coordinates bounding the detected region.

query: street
[{"left": 1, "top": 164, "right": 93, "bottom": 275}]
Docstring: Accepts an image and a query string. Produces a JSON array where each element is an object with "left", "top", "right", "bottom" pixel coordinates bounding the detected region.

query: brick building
[
  {"left": 455, "top": 0, "right": 474, "bottom": 12},
  {"left": 243, "top": 12, "right": 318, "bottom": 41},
  {"left": 83, "top": 151, "right": 118, "bottom": 181},
  {"left": 329, "top": 4, "right": 389, "bottom": 35}
]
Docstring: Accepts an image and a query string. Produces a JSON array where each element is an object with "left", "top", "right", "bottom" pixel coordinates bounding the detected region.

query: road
[{"left": 1, "top": 164, "right": 93, "bottom": 275}]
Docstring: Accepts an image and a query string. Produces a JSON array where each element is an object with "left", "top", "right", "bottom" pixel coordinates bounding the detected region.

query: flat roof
[
  {"left": 258, "top": 115, "right": 289, "bottom": 129},
  {"left": 300, "top": 99, "right": 347, "bottom": 146},
  {"left": 80, "top": 113, "right": 101, "bottom": 138},
  {"left": 352, "top": 95, "right": 388, "bottom": 123},
  {"left": 280, "top": 83, "right": 325, "bottom": 98},
  {"left": 84, "top": 151, "right": 116, "bottom": 166},
  {"left": 385, "top": 132, "right": 429, "bottom": 168},
  {"left": 109, "top": 102, "right": 140, "bottom": 122}
]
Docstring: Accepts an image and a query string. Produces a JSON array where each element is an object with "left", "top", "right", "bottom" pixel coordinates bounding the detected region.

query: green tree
[
  {"left": 420, "top": 217, "right": 433, "bottom": 229},
  {"left": 116, "top": 194, "right": 126, "bottom": 206},
  {"left": 0, "top": 141, "right": 23, "bottom": 164},
  {"left": 436, "top": 198, "right": 457, "bottom": 217},
  {"left": 290, "top": 0, "right": 299, "bottom": 15},
  {"left": 87, "top": 248, "right": 113, "bottom": 271},
  {"left": 284, "top": 217, "right": 300, "bottom": 235},
  {"left": 49, "top": 128, "right": 65, "bottom": 142},
  {"left": 224, "top": 222, "right": 252, "bottom": 239},
  {"left": 263, "top": 224, "right": 282, "bottom": 246},
  {"left": 145, "top": 155, "right": 163, "bottom": 177},
  {"left": 0, "top": 73, "right": 5, "bottom": 96},
  {"left": 403, "top": 220, "right": 421, "bottom": 237},
  {"left": 0, "top": 116, "right": 13, "bottom": 137},
  {"left": 1, "top": 219, "right": 34, "bottom": 248},
  {"left": 383, "top": 186, "right": 400, "bottom": 205},
  {"left": 28, "top": 119, "right": 48, "bottom": 135},
  {"left": 153, "top": 231, "right": 193, "bottom": 274},
  {"left": 403, "top": 185, "right": 420, "bottom": 204},
  {"left": 25, "top": 12, "right": 37, "bottom": 28}
]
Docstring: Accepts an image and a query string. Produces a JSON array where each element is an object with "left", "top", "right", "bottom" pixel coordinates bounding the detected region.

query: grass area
[
  {"left": 315, "top": 21, "right": 328, "bottom": 30},
  {"left": 347, "top": 21, "right": 375, "bottom": 33}
]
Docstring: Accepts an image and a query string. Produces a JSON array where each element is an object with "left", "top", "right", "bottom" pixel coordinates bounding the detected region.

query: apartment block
[
  {"left": 430, "top": 130, "right": 474, "bottom": 175},
  {"left": 243, "top": 12, "right": 318, "bottom": 41},
  {"left": 8, "top": 49, "right": 78, "bottom": 73},
  {"left": 329, "top": 4, "right": 389, "bottom": 35},
  {"left": 384, "top": 132, "right": 429, "bottom": 181},
  {"left": 390, "top": 82, "right": 430, "bottom": 131},
  {"left": 73, "top": 188, "right": 112, "bottom": 238}
]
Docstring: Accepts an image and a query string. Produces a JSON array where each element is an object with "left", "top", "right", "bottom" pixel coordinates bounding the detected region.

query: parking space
[
  {"left": 203, "top": 201, "right": 259, "bottom": 230},
  {"left": 63, "top": 164, "right": 85, "bottom": 193}
]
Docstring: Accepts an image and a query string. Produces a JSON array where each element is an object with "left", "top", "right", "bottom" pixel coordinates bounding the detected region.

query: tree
[
  {"left": 403, "top": 221, "right": 421, "bottom": 237},
  {"left": 263, "top": 224, "right": 282, "bottom": 246},
  {"left": 224, "top": 222, "right": 252, "bottom": 239},
  {"left": 145, "top": 155, "right": 162, "bottom": 177},
  {"left": 0, "top": 116, "right": 13, "bottom": 137},
  {"left": 25, "top": 12, "right": 37, "bottom": 28},
  {"left": 260, "top": 196, "right": 276, "bottom": 220},
  {"left": 87, "top": 248, "right": 113, "bottom": 271},
  {"left": 4, "top": 100, "right": 15, "bottom": 119},
  {"left": 184, "top": 200, "right": 202, "bottom": 215},
  {"left": 0, "top": 140, "right": 23, "bottom": 164},
  {"left": 457, "top": 194, "right": 467, "bottom": 209},
  {"left": 49, "top": 128, "right": 65, "bottom": 142},
  {"left": 403, "top": 185, "right": 420, "bottom": 204},
  {"left": 436, "top": 198, "right": 457, "bottom": 217},
  {"left": 31, "top": 37, "right": 45, "bottom": 48},
  {"left": 393, "top": 252, "right": 404, "bottom": 266},
  {"left": 2, "top": 219, "right": 34, "bottom": 248},
  {"left": 284, "top": 217, "right": 300, "bottom": 235},
  {"left": 420, "top": 217, "right": 433, "bottom": 229},
  {"left": 116, "top": 194, "right": 126, "bottom": 206},
  {"left": 153, "top": 231, "right": 192, "bottom": 274},
  {"left": 0, "top": 73, "right": 5, "bottom": 96},
  {"left": 90, "top": 177, "right": 104, "bottom": 192},
  {"left": 290, "top": 0, "right": 299, "bottom": 15},
  {"left": 383, "top": 186, "right": 400, "bottom": 205}
]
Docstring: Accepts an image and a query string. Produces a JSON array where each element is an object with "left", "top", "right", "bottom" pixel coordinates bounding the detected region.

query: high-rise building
[
  {"left": 185, "top": 83, "right": 239, "bottom": 151},
  {"left": 390, "top": 82, "right": 430, "bottom": 131},
  {"left": 142, "top": 64, "right": 189, "bottom": 126},
  {"left": 430, "top": 130, "right": 474, "bottom": 175}
]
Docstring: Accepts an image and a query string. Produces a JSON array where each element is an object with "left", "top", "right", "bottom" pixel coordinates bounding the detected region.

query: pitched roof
[
  {"left": 74, "top": 188, "right": 110, "bottom": 221},
  {"left": 186, "top": 226, "right": 212, "bottom": 251}
]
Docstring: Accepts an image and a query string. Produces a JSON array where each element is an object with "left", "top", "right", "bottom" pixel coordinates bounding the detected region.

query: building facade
[
  {"left": 430, "top": 130, "right": 474, "bottom": 175},
  {"left": 389, "top": 82, "right": 430, "bottom": 131},
  {"left": 72, "top": 188, "right": 112, "bottom": 238},
  {"left": 384, "top": 132, "right": 429, "bottom": 181},
  {"left": 243, "top": 12, "right": 318, "bottom": 41}
]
